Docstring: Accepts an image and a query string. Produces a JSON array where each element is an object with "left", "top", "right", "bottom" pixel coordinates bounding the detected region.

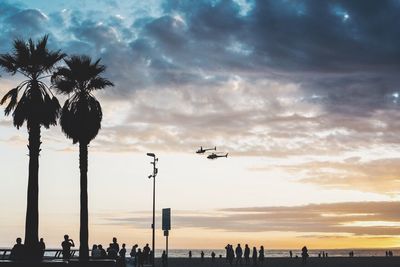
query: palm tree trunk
[
  {"left": 25, "top": 122, "right": 41, "bottom": 260},
  {"left": 79, "top": 142, "right": 89, "bottom": 261}
]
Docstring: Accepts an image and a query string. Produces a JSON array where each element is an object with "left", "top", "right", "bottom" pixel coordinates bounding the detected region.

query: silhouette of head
[
  {"left": 113, "top": 237, "right": 117, "bottom": 243},
  {"left": 99, "top": 245, "right": 103, "bottom": 249},
  {"left": 40, "top": 238, "right": 43, "bottom": 242},
  {"left": 16, "top": 238, "right": 22, "bottom": 244},
  {"left": 122, "top": 243, "right": 126, "bottom": 248},
  {"left": 64, "top": 235, "right": 69, "bottom": 240}
]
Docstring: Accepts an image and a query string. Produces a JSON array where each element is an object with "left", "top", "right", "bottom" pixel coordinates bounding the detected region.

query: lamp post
[{"left": 147, "top": 153, "right": 158, "bottom": 267}]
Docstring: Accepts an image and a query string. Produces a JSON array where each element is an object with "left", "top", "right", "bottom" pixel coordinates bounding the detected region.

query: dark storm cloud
[{"left": 103, "top": 201, "right": 400, "bottom": 235}]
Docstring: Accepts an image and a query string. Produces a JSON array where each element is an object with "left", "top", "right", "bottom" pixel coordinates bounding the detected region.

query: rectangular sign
[{"left": 162, "top": 208, "right": 171, "bottom": 231}]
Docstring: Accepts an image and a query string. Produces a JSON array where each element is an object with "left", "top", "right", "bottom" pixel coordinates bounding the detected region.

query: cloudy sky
[{"left": 1, "top": 0, "right": 400, "bottom": 249}]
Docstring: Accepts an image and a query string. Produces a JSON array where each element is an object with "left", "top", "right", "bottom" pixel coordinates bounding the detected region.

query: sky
[{"left": 1, "top": 0, "right": 400, "bottom": 250}]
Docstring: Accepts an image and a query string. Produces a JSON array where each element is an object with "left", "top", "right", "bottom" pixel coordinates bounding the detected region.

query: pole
[
  {"left": 152, "top": 169, "right": 155, "bottom": 267},
  {"left": 166, "top": 234, "right": 169, "bottom": 266},
  {"left": 147, "top": 153, "right": 157, "bottom": 267}
]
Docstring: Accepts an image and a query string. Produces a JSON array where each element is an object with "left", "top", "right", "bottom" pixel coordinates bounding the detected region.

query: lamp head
[{"left": 147, "top": 153, "right": 155, "bottom": 157}]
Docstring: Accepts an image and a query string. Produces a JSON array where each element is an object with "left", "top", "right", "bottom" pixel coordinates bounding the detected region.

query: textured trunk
[
  {"left": 79, "top": 142, "right": 89, "bottom": 261},
  {"left": 25, "top": 121, "right": 41, "bottom": 260}
]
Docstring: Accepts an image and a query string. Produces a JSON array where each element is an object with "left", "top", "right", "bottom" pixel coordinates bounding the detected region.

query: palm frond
[
  {"left": 0, "top": 54, "right": 18, "bottom": 74},
  {"left": 1, "top": 87, "right": 19, "bottom": 115},
  {"left": 87, "top": 77, "right": 114, "bottom": 91}
]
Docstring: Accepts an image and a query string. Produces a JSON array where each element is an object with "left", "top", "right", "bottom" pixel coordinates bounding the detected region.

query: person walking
[{"left": 235, "top": 244, "right": 243, "bottom": 265}]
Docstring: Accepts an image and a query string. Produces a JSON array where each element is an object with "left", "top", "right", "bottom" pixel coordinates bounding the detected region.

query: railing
[{"left": 0, "top": 249, "right": 79, "bottom": 260}]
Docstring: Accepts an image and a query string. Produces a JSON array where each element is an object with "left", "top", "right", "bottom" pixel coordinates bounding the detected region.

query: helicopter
[
  {"left": 207, "top": 152, "right": 228, "bottom": 159},
  {"left": 196, "top": 146, "right": 217, "bottom": 154}
]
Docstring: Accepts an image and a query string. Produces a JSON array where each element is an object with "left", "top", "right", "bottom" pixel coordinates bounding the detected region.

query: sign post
[{"left": 162, "top": 208, "right": 171, "bottom": 262}]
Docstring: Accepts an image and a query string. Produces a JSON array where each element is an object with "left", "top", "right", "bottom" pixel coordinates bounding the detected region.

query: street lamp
[{"left": 147, "top": 153, "right": 158, "bottom": 267}]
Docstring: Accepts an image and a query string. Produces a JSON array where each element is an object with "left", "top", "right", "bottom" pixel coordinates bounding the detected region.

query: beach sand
[{"left": 136, "top": 257, "right": 400, "bottom": 267}]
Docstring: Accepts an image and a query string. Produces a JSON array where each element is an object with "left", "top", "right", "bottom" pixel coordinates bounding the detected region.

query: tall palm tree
[
  {"left": 52, "top": 55, "right": 113, "bottom": 260},
  {"left": 0, "top": 35, "right": 64, "bottom": 260}
]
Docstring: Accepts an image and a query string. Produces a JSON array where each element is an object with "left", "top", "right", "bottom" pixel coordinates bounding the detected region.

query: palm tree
[
  {"left": 0, "top": 35, "right": 65, "bottom": 260},
  {"left": 52, "top": 55, "right": 113, "bottom": 260}
]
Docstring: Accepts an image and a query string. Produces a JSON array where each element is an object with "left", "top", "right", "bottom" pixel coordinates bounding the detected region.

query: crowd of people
[
  {"left": 8, "top": 237, "right": 398, "bottom": 265},
  {"left": 222, "top": 244, "right": 265, "bottom": 265}
]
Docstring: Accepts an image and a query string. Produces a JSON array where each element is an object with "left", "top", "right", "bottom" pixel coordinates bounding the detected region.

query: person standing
[
  {"left": 137, "top": 249, "right": 144, "bottom": 267},
  {"left": 201, "top": 251, "right": 205, "bottom": 262},
  {"left": 162, "top": 250, "right": 168, "bottom": 267},
  {"left": 244, "top": 244, "right": 250, "bottom": 264},
  {"left": 119, "top": 243, "right": 127, "bottom": 267},
  {"left": 111, "top": 237, "right": 120, "bottom": 254},
  {"left": 235, "top": 244, "right": 243, "bottom": 265},
  {"left": 211, "top": 251, "right": 216, "bottom": 262},
  {"left": 39, "top": 238, "right": 46, "bottom": 259},
  {"left": 228, "top": 245, "right": 234, "bottom": 265},
  {"left": 143, "top": 244, "right": 150, "bottom": 263},
  {"left": 252, "top": 247, "right": 257, "bottom": 265},
  {"left": 130, "top": 244, "right": 138, "bottom": 265},
  {"left": 259, "top": 246, "right": 264, "bottom": 262},
  {"left": 61, "top": 235, "right": 75, "bottom": 260},
  {"left": 301, "top": 246, "right": 308, "bottom": 264},
  {"left": 189, "top": 250, "right": 192, "bottom": 259}
]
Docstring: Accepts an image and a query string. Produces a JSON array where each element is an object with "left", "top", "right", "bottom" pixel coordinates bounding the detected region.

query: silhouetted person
[
  {"left": 131, "top": 244, "right": 138, "bottom": 265},
  {"left": 301, "top": 246, "right": 308, "bottom": 264},
  {"left": 189, "top": 250, "right": 192, "bottom": 259},
  {"left": 258, "top": 246, "right": 264, "bottom": 262},
  {"left": 143, "top": 244, "right": 150, "bottom": 263},
  {"left": 137, "top": 249, "right": 144, "bottom": 267},
  {"left": 111, "top": 237, "right": 120, "bottom": 253},
  {"left": 225, "top": 245, "right": 229, "bottom": 262},
  {"left": 92, "top": 244, "right": 101, "bottom": 258},
  {"left": 117, "top": 243, "right": 126, "bottom": 267},
  {"left": 10, "top": 238, "right": 24, "bottom": 261},
  {"left": 98, "top": 244, "right": 107, "bottom": 258},
  {"left": 201, "top": 251, "right": 205, "bottom": 261},
  {"left": 107, "top": 243, "right": 118, "bottom": 259},
  {"left": 211, "top": 251, "right": 216, "bottom": 261},
  {"left": 289, "top": 250, "right": 293, "bottom": 258},
  {"left": 39, "top": 238, "right": 46, "bottom": 259},
  {"left": 252, "top": 247, "right": 257, "bottom": 265},
  {"left": 235, "top": 244, "right": 243, "bottom": 264},
  {"left": 244, "top": 244, "right": 250, "bottom": 264},
  {"left": 162, "top": 250, "right": 167, "bottom": 267},
  {"left": 61, "top": 235, "right": 74, "bottom": 260},
  {"left": 228, "top": 245, "right": 234, "bottom": 265}
]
